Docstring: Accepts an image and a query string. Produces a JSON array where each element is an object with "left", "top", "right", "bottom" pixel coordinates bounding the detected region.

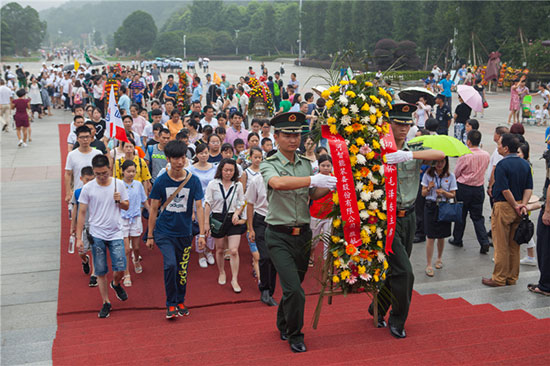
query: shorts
[
  {"left": 31, "top": 104, "right": 42, "bottom": 114},
  {"left": 121, "top": 217, "right": 143, "bottom": 237},
  {"left": 78, "top": 226, "right": 92, "bottom": 254},
  {"left": 210, "top": 212, "right": 247, "bottom": 239},
  {"left": 91, "top": 236, "right": 126, "bottom": 276}
]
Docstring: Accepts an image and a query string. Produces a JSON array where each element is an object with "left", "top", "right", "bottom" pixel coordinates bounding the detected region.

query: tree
[
  {"left": 1, "top": 2, "right": 47, "bottom": 55},
  {"left": 93, "top": 30, "right": 103, "bottom": 46},
  {"left": 187, "top": 33, "right": 212, "bottom": 56},
  {"left": 374, "top": 39, "right": 398, "bottom": 70},
  {"left": 152, "top": 31, "right": 183, "bottom": 56},
  {"left": 211, "top": 31, "right": 234, "bottom": 55},
  {"left": 114, "top": 10, "right": 157, "bottom": 54}
]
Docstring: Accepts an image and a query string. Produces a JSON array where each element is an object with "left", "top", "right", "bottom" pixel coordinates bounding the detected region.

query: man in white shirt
[
  {"left": 76, "top": 154, "right": 129, "bottom": 318},
  {"left": 487, "top": 126, "right": 509, "bottom": 199},
  {"left": 64, "top": 125, "right": 103, "bottom": 203},
  {"left": 199, "top": 105, "right": 218, "bottom": 128},
  {"left": 0, "top": 78, "right": 13, "bottom": 132},
  {"left": 246, "top": 173, "right": 278, "bottom": 307}
]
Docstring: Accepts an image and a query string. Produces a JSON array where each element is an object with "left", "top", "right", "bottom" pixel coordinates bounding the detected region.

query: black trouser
[
  {"left": 415, "top": 184, "right": 425, "bottom": 239},
  {"left": 253, "top": 213, "right": 277, "bottom": 296},
  {"left": 536, "top": 207, "right": 550, "bottom": 292},
  {"left": 452, "top": 183, "right": 489, "bottom": 246}
]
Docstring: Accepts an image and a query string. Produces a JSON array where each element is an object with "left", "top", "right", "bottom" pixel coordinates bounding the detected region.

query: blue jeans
[
  {"left": 154, "top": 233, "right": 192, "bottom": 307},
  {"left": 454, "top": 122, "right": 465, "bottom": 142},
  {"left": 91, "top": 237, "right": 126, "bottom": 276}
]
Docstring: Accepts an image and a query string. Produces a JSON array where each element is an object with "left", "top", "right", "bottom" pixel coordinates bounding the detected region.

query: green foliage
[
  {"left": 152, "top": 31, "right": 184, "bottom": 57},
  {"left": 1, "top": 2, "right": 47, "bottom": 56},
  {"left": 93, "top": 30, "right": 102, "bottom": 46},
  {"left": 114, "top": 10, "right": 157, "bottom": 54}
]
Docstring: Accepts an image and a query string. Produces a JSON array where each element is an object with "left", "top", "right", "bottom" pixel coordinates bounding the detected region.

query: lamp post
[
  {"left": 298, "top": 0, "right": 302, "bottom": 66},
  {"left": 183, "top": 34, "right": 186, "bottom": 59},
  {"left": 235, "top": 29, "right": 240, "bottom": 56}
]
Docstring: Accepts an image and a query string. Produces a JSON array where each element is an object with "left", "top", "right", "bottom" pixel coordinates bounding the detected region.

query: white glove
[
  {"left": 310, "top": 174, "right": 338, "bottom": 190},
  {"left": 385, "top": 151, "right": 413, "bottom": 164}
]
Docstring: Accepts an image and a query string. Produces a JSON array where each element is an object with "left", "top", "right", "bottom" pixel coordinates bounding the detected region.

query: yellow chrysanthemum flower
[
  {"left": 370, "top": 114, "right": 377, "bottom": 124},
  {"left": 382, "top": 123, "right": 390, "bottom": 134},
  {"left": 352, "top": 255, "right": 361, "bottom": 263},
  {"left": 340, "top": 80, "right": 349, "bottom": 86},
  {"left": 331, "top": 235, "right": 340, "bottom": 243},
  {"left": 358, "top": 265, "right": 366, "bottom": 275},
  {"left": 372, "top": 140, "right": 380, "bottom": 150},
  {"left": 374, "top": 274, "right": 379, "bottom": 282},
  {"left": 382, "top": 273, "right": 386, "bottom": 280},
  {"left": 350, "top": 79, "right": 357, "bottom": 85},
  {"left": 370, "top": 95, "right": 380, "bottom": 104},
  {"left": 361, "top": 103, "right": 370, "bottom": 111},
  {"left": 321, "top": 90, "right": 331, "bottom": 99},
  {"left": 330, "top": 124, "right": 338, "bottom": 135},
  {"left": 344, "top": 125, "right": 354, "bottom": 134},
  {"left": 370, "top": 225, "right": 377, "bottom": 233},
  {"left": 357, "top": 200, "right": 365, "bottom": 211},
  {"left": 332, "top": 275, "right": 340, "bottom": 283},
  {"left": 356, "top": 137, "right": 365, "bottom": 146},
  {"left": 333, "top": 259, "right": 341, "bottom": 267},
  {"left": 326, "top": 99, "right": 334, "bottom": 109},
  {"left": 383, "top": 260, "right": 389, "bottom": 270},
  {"left": 365, "top": 81, "right": 373, "bottom": 87},
  {"left": 350, "top": 155, "right": 357, "bottom": 166},
  {"left": 376, "top": 110, "right": 382, "bottom": 118},
  {"left": 332, "top": 250, "right": 339, "bottom": 258},
  {"left": 333, "top": 218, "right": 341, "bottom": 228},
  {"left": 333, "top": 193, "right": 339, "bottom": 204},
  {"left": 340, "top": 270, "right": 351, "bottom": 280},
  {"left": 346, "top": 91, "right": 356, "bottom": 98},
  {"left": 377, "top": 212, "right": 387, "bottom": 220},
  {"left": 327, "top": 116, "right": 336, "bottom": 125},
  {"left": 329, "top": 85, "right": 340, "bottom": 93},
  {"left": 367, "top": 151, "right": 375, "bottom": 160},
  {"left": 383, "top": 155, "right": 387, "bottom": 163},
  {"left": 384, "top": 111, "right": 389, "bottom": 117},
  {"left": 341, "top": 107, "right": 349, "bottom": 115},
  {"left": 377, "top": 240, "right": 383, "bottom": 248}
]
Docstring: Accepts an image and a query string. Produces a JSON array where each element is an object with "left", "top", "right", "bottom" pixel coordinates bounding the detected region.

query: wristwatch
[
  {"left": 147, "top": 237, "right": 154, "bottom": 240},
  {"left": 198, "top": 234, "right": 206, "bottom": 238}
]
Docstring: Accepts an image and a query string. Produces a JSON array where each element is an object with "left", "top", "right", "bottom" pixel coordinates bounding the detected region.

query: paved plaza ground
[{"left": 1, "top": 59, "right": 549, "bottom": 365}]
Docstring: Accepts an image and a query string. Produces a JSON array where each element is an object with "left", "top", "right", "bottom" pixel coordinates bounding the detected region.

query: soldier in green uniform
[
  {"left": 260, "top": 112, "right": 337, "bottom": 353},
  {"left": 369, "top": 103, "right": 445, "bottom": 338}
]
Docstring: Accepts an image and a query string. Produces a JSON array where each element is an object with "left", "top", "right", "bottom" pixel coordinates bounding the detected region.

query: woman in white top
[
  {"left": 92, "top": 77, "right": 104, "bottom": 115},
  {"left": 204, "top": 158, "right": 246, "bottom": 293},
  {"left": 222, "top": 88, "right": 239, "bottom": 110},
  {"left": 413, "top": 96, "right": 432, "bottom": 129},
  {"left": 28, "top": 76, "right": 43, "bottom": 121},
  {"left": 187, "top": 143, "right": 217, "bottom": 268},
  {"left": 72, "top": 80, "right": 86, "bottom": 106}
]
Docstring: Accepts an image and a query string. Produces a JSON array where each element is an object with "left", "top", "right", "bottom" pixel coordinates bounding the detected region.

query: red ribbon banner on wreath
[
  {"left": 381, "top": 128, "right": 398, "bottom": 254},
  {"left": 322, "top": 126, "right": 362, "bottom": 247}
]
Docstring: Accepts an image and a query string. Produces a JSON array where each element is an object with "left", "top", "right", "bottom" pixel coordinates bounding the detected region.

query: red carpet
[{"left": 53, "top": 124, "right": 550, "bottom": 365}]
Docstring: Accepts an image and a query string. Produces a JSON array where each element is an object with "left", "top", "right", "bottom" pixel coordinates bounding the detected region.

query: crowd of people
[{"left": 2, "top": 57, "right": 549, "bottom": 352}]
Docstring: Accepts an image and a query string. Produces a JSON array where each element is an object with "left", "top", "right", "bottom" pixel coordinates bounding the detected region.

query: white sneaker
[
  {"left": 520, "top": 256, "right": 537, "bottom": 266},
  {"left": 205, "top": 251, "right": 215, "bottom": 265},
  {"left": 17, "top": 140, "right": 23, "bottom": 147},
  {"left": 198, "top": 257, "right": 208, "bottom": 268},
  {"left": 22, "top": 142, "right": 27, "bottom": 147}
]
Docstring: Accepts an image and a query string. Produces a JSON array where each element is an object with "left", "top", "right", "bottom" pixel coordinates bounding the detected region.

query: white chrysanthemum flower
[
  {"left": 359, "top": 210, "right": 369, "bottom": 219},
  {"left": 340, "top": 115, "right": 352, "bottom": 126},
  {"left": 356, "top": 154, "right": 366, "bottom": 165},
  {"left": 359, "top": 93, "right": 366, "bottom": 101},
  {"left": 356, "top": 181, "right": 364, "bottom": 191},
  {"left": 368, "top": 125, "right": 377, "bottom": 133},
  {"left": 349, "top": 104, "right": 359, "bottom": 114},
  {"left": 377, "top": 251, "right": 386, "bottom": 262},
  {"left": 376, "top": 227, "right": 383, "bottom": 239},
  {"left": 371, "top": 177, "right": 378, "bottom": 184},
  {"left": 368, "top": 201, "right": 378, "bottom": 210},
  {"left": 361, "top": 116, "right": 370, "bottom": 125},
  {"left": 378, "top": 117, "right": 384, "bottom": 125},
  {"left": 373, "top": 190, "right": 384, "bottom": 199},
  {"left": 345, "top": 139, "right": 350, "bottom": 146},
  {"left": 380, "top": 98, "right": 386, "bottom": 107},
  {"left": 382, "top": 200, "right": 387, "bottom": 211},
  {"left": 380, "top": 139, "right": 386, "bottom": 149},
  {"left": 370, "top": 105, "right": 377, "bottom": 114},
  {"left": 379, "top": 165, "right": 384, "bottom": 175},
  {"left": 338, "top": 95, "right": 349, "bottom": 106},
  {"left": 360, "top": 191, "right": 370, "bottom": 202},
  {"left": 360, "top": 273, "right": 372, "bottom": 281}
]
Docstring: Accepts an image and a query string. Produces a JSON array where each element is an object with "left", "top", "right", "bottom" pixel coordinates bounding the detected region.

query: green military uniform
[
  {"left": 373, "top": 103, "right": 422, "bottom": 331},
  {"left": 260, "top": 112, "right": 313, "bottom": 345}
]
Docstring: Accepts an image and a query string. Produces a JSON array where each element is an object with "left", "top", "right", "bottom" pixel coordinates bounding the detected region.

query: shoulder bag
[
  {"left": 435, "top": 176, "right": 463, "bottom": 223},
  {"left": 210, "top": 183, "right": 237, "bottom": 236}
]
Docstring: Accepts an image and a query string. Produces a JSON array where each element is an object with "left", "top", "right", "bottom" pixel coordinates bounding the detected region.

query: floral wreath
[
  {"left": 321, "top": 75, "right": 394, "bottom": 294},
  {"left": 247, "top": 77, "right": 274, "bottom": 115}
]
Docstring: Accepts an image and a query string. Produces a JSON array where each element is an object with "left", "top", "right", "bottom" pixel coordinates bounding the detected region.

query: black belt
[
  {"left": 396, "top": 205, "right": 415, "bottom": 218},
  {"left": 267, "top": 224, "right": 309, "bottom": 236}
]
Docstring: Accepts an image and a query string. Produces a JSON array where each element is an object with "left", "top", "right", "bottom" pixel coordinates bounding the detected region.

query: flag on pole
[
  {"left": 84, "top": 51, "right": 92, "bottom": 65},
  {"left": 105, "top": 87, "right": 129, "bottom": 143},
  {"left": 74, "top": 59, "right": 80, "bottom": 71},
  {"left": 213, "top": 72, "right": 222, "bottom": 85},
  {"left": 346, "top": 67, "right": 353, "bottom": 80}
]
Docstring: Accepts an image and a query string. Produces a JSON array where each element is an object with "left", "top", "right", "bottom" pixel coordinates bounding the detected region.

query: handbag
[
  {"left": 210, "top": 183, "right": 237, "bottom": 236},
  {"left": 437, "top": 200, "right": 463, "bottom": 223},
  {"left": 483, "top": 101, "right": 489, "bottom": 109},
  {"left": 513, "top": 214, "right": 534, "bottom": 244}
]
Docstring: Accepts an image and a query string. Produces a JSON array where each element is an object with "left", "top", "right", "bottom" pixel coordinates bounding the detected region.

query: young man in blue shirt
[
  {"left": 162, "top": 75, "right": 178, "bottom": 104},
  {"left": 147, "top": 140, "right": 206, "bottom": 319},
  {"left": 438, "top": 73, "right": 455, "bottom": 110}
]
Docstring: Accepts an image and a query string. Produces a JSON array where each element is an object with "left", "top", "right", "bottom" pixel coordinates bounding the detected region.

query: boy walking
[
  {"left": 76, "top": 155, "right": 130, "bottom": 318},
  {"left": 147, "top": 140, "right": 206, "bottom": 319}
]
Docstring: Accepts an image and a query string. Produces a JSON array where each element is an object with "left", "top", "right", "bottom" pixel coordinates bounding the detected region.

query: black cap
[
  {"left": 389, "top": 103, "right": 417, "bottom": 125},
  {"left": 270, "top": 112, "right": 307, "bottom": 134},
  {"left": 435, "top": 93, "right": 446, "bottom": 101}
]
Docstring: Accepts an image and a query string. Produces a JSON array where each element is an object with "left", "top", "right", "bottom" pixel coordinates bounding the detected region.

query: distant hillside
[{"left": 40, "top": 1, "right": 189, "bottom": 45}]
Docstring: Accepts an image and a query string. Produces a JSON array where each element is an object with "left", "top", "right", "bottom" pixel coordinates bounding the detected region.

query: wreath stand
[{"left": 312, "top": 256, "right": 379, "bottom": 329}]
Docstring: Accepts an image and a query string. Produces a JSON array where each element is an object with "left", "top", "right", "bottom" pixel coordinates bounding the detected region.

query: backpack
[
  {"left": 74, "top": 89, "right": 82, "bottom": 105},
  {"left": 273, "top": 81, "right": 280, "bottom": 97}
]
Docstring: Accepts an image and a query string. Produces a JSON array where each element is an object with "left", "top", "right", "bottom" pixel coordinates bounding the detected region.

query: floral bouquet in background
[
  {"left": 177, "top": 71, "right": 190, "bottom": 114},
  {"left": 247, "top": 77, "right": 274, "bottom": 116},
  {"left": 321, "top": 74, "right": 395, "bottom": 294}
]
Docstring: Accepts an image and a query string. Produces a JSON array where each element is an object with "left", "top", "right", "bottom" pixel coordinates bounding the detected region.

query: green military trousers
[
  {"left": 375, "top": 212, "right": 416, "bottom": 329},
  {"left": 265, "top": 226, "right": 312, "bottom": 344}
]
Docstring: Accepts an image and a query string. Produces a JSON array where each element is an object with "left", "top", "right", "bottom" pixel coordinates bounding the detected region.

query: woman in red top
[
  {"left": 309, "top": 154, "right": 334, "bottom": 267},
  {"left": 11, "top": 89, "right": 31, "bottom": 147}
]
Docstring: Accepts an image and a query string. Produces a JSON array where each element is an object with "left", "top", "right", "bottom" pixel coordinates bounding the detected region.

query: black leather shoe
[
  {"left": 480, "top": 244, "right": 490, "bottom": 254},
  {"left": 413, "top": 236, "right": 425, "bottom": 243},
  {"left": 389, "top": 323, "right": 406, "bottom": 339},
  {"left": 290, "top": 342, "right": 307, "bottom": 353},
  {"left": 266, "top": 296, "right": 278, "bottom": 307},
  {"left": 448, "top": 238, "right": 463, "bottom": 247},
  {"left": 280, "top": 331, "right": 288, "bottom": 341},
  {"left": 260, "top": 290, "right": 271, "bottom": 305},
  {"left": 367, "top": 304, "right": 387, "bottom": 328}
]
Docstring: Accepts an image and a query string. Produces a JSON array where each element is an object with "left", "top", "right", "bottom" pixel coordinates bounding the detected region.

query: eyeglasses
[{"left": 78, "top": 135, "right": 91, "bottom": 140}]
